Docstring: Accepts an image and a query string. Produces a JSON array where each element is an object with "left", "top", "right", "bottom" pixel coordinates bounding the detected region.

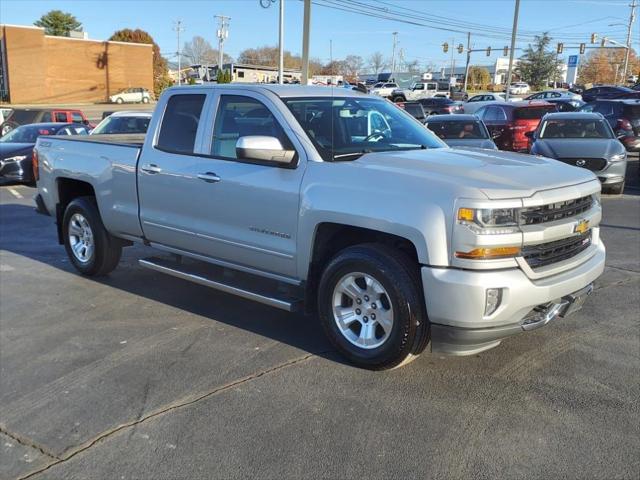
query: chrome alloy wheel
[
  {"left": 332, "top": 272, "right": 394, "bottom": 349},
  {"left": 68, "top": 213, "right": 94, "bottom": 263}
]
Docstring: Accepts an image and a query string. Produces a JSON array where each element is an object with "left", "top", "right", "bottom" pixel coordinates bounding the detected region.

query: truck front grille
[
  {"left": 522, "top": 231, "right": 592, "bottom": 269},
  {"left": 520, "top": 195, "right": 593, "bottom": 225},
  {"left": 556, "top": 158, "right": 607, "bottom": 172}
]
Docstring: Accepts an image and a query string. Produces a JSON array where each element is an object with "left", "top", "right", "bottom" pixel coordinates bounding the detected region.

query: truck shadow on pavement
[{"left": 0, "top": 202, "right": 340, "bottom": 364}]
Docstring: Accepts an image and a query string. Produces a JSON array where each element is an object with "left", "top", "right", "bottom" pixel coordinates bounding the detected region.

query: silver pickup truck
[{"left": 34, "top": 84, "right": 605, "bottom": 370}]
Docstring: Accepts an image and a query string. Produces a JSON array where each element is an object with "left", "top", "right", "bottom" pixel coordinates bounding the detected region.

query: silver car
[
  {"left": 526, "top": 90, "right": 582, "bottom": 102},
  {"left": 425, "top": 114, "right": 497, "bottom": 150},
  {"left": 529, "top": 112, "right": 627, "bottom": 194}
]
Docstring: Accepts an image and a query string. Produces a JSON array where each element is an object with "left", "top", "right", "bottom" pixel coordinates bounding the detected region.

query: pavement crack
[
  {"left": 0, "top": 425, "right": 60, "bottom": 461},
  {"left": 15, "top": 351, "right": 320, "bottom": 480}
]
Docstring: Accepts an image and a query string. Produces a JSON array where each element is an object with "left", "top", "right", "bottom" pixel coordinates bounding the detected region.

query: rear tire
[
  {"left": 115, "top": 97, "right": 124, "bottom": 104},
  {"left": 142, "top": 97, "right": 150, "bottom": 104},
  {"left": 317, "top": 244, "right": 429, "bottom": 370},
  {"left": 62, "top": 196, "right": 122, "bottom": 276}
]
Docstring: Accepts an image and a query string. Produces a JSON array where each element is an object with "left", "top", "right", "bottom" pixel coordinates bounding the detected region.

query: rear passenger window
[
  {"left": 157, "top": 94, "right": 205, "bottom": 154},
  {"left": 41, "top": 112, "right": 52, "bottom": 122},
  {"left": 211, "top": 95, "right": 290, "bottom": 160},
  {"left": 54, "top": 112, "right": 67, "bottom": 122}
]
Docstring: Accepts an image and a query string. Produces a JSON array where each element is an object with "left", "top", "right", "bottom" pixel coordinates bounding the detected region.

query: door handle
[
  {"left": 141, "top": 164, "right": 162, "bottom": 174},
  {"left": 197, "top": 172, "right": 221, "bottom": 183}
]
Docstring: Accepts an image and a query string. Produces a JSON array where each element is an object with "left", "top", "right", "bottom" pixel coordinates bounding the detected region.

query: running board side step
[{"left": 139, "top": 257, "right": 302, "bottom": 312}]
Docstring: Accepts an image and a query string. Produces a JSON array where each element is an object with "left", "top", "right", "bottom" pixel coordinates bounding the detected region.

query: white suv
[{"left": 508, "top": 82, "right": 530, "bottom": 95}]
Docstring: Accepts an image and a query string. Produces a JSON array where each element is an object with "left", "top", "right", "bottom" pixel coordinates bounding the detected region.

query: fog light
[{"left": 485, "top": 288, "right": 502, "bottom": 316}]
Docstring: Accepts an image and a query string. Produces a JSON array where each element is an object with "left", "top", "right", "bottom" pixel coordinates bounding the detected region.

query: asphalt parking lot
[{"left": 1, "top": 159, "right": 639, "bottom": 480}]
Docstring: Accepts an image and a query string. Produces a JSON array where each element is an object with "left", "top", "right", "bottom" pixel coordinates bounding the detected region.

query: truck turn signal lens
[
  {"left": 457, "top": 208, "right": 475, "bottom": 222},
  {"left": 455, "top": 246, "right": 521, "bottom": 259}
]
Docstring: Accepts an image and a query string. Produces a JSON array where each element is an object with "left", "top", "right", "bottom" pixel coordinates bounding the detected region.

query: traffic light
[
  {"left": 557, "top": 43, "right": 563, "bottom": 54},
  {"left": 590, "top": 33, "right": 597, "bottom": 44},
  {"left": 486, "top": 46, "right": 491, "bottom": 56},
  {"left": 579, "top": 43, "right": 586, "bottom": 54},
  {"left": 457, "top": 43, "right": 464, "bottom": 54},
  {"left": 442, "top": 42, "right": 449, "bottom": 53},
  {"left": 503, "top": 46, "right": 509, "bottom": 56}
]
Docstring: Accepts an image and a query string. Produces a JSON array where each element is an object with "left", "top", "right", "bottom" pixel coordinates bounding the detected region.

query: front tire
[
  {"left": 317, "top": 244, "right": 429, "bottom": 370},
  {"left": 605, "top": 181, "right": 625, "bottom": 195},
  {"left": 63, "top": 197, "right": 122, "bottom": 276},
  {"left": 115, "top": 97, "right": 124, "bottom": 104},
  {"left": 142, "top": 97, "right": 150, "bottom": 104}
]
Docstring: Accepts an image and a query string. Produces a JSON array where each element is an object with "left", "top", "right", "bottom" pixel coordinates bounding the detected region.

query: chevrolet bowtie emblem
[{"left": 574, "top": 219, "right": 589, "bottom": 234}]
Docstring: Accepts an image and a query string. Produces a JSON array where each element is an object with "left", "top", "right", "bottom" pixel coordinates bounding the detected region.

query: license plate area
[{"left": 559, "top": 283, "right": 594, "bottom": 318}]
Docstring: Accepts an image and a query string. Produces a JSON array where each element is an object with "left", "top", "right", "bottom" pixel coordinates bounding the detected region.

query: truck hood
[
  {"left": 532, "top": 138, "right": 625, "bottom": 159},
  {"left": 353, "top": 147, "right": 597, "bottom": 199}
]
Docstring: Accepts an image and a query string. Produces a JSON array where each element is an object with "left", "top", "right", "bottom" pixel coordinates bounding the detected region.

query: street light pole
[
  {"left": 504, "top": 0, "right": 520, "bottom": 101},
  {"left": 301, "top": 0, "right": 311, "bottom": 85},
  {"left": 278, "top": 0, "right": 284, "bottom": 84},
  {"left": 173, "top": 20, "right": 184, "bottom": 85},
  {"left": 391, "top": 32, "right": 398, "bottom": 79}
]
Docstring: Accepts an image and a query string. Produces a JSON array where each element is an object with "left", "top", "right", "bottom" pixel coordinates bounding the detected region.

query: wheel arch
[
  {"left": 55, "top": 178, "right": 97, "bottom": 244},
  {"left": 302, "top": 222, "right": 424, "bottom": 314}
]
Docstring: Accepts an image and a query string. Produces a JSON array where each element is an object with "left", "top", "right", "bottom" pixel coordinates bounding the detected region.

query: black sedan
[
  {"left": 0, "top": 123, "right": 90, "bottom": 184},
  {"left": 581, "top": 85, "right": 634, "bottom": 102},
  {"left": 545, "top": 98, "right": 586, "bottom": 112}
]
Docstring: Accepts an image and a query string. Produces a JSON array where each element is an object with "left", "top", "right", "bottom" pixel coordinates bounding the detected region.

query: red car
[
  {"left": 0, "top": 108, "right": 94, "bottom": 136},
  {"left": 475, "top": 101, "right": 557, "bottom": 152}
]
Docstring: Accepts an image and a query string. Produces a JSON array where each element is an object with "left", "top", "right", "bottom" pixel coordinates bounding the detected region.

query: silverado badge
[{"left": 574, "top": 219, "right": 590, "bottom": 234}]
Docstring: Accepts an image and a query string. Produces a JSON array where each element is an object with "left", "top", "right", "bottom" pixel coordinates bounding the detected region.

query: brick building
[{"left": 0, "top": 24, "right": 153, "bottom": 104}]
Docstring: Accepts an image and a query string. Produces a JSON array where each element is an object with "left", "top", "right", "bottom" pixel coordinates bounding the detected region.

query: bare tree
[
  {"left": 182, "top": 36, "right": 229, "bottom": 65},
  {"left": 368, "top": 51, "right": 387, "bottom": 74},
  {"left": 343, "top": 55, "right": 365, "bottom": 79}
]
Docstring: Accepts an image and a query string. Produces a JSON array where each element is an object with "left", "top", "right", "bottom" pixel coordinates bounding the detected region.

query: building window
[{"left": 238, "top": 71, "right": 245, "bottom": 78}]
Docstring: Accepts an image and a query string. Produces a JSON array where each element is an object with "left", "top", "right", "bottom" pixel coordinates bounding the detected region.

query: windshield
[
  {"left": 284, "top": 97, "right": 446, "bottom": 161},
  {"left": 426, "top": 120, "right": 489, "bottom": 139},
  {"left": 539, "top": 119, "right": 614, "bottom": 139},
  {"left": 0, "top": 124, "right": 55, "bottom": 143},
  {"left": 92, "top": 115, "right": 150, "bottom": 134}
]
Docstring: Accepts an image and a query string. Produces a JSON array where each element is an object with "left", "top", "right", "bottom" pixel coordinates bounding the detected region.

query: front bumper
[{"left": 422, "top": 241, "right": 605, "bottom": 355}]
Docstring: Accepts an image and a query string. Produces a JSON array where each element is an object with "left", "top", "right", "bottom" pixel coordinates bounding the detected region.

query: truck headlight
[
  {"left": 610, "top": 153, "right": 626, "bottom": 162},
  {"left": 457, "top": 207, "right": 520, "bottom": 235}
]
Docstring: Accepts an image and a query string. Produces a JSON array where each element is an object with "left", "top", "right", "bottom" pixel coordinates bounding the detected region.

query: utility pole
[
  {"left": 278, "top": 0, "right": 284, "bottom": 84},
  {"left": 215, "top": 15, "right": 231, "bottom": 76},
  {"left": 173, "top": 20, "right": 185, "bottom": 85},
  {"left": 463, "top": 32, "right": 471, "bottom": 92},
  {"left": 449, "top": 37, "right": 455, "bottom": 83},
  {"left": 301, "top": 0, "right": 311, "bottom": 85},
  {"left": 504, "top": 0, "right": 520, "bottom": 101},
  {"left": 391, "top": 32, "right": 398, "bottom": 79},
  {"left": 622, "top": 0, "right": 637, "bottom": 85}
]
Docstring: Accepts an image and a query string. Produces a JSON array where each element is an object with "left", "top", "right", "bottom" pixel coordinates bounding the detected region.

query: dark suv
[
  {"left": 475, "top": 101, "right": 557, "bottom": 152},
  {"left": 579, "top": 99, "right": 640, "bottom": 151}
]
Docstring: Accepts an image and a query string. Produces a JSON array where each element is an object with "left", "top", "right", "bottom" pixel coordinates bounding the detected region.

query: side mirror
[
  {"left": 236, "top": 136, "right": 296, "bottom": 165},
  {"left": 524, "top": 131, "right": 535, "bottom": 139}
]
